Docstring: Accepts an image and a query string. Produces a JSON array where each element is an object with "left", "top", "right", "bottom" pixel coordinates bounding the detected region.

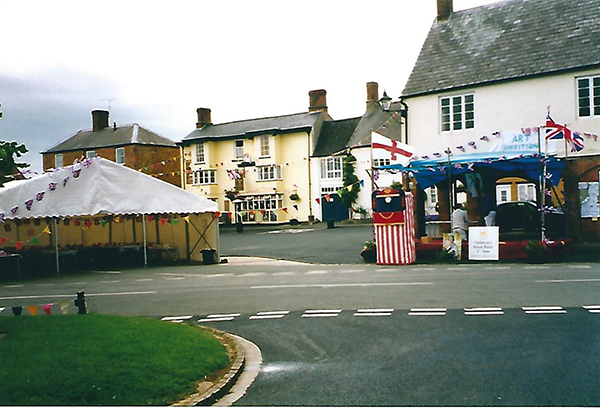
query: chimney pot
[
  {"left": 196, "top": 108, "right": 212, "bottom": 129},
  {"left": 437, "top": 0, "right": 453, "bottom": 21},
  {"left": 308, "top": 89, "right": 327, "bottom": 113},
  {"left": 366, "top": 82, "right": 380, "bottom": 111},
  {"left": 92, "top": 109, "right": 109, "bottom": 132}
]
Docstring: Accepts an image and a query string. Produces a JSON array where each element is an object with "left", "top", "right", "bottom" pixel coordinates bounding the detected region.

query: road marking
[
  {"left": 567, "top": 265, "right": 592, "bottom": 269},
  {"left": 68, "top": 282, "right": 87, "bottom": 285},
  {"left": 338, "top": 269, "right": 365, "bottom": 274},
  {"left": 409, "top": 308, "right": 447, "bottom": 316},
  {"left": 464, "top": 307, "right": 504, "bottom": 316},
  {"left": 136, "top": 278, "right": 153, "bottom": 282},
  {"left": 525, "top": 266, "right": 550, "bottom": 269},
  {"left": 100, "top": 280, "right": 121, "bottom": 283},
  {"left": 522, "top": 306, "right": 566, "bottom": 314},
  {"left": 249, "top": 311, "right": 289, "bottom": 320},
  {"left": 583, "top": 305, "right": 600, "bottom": 314},
  {"left": 407, "top": 267, "right": 436, "bottom": 271},
  {"left": 354, "top": 308, "right": 393, "bottom": 317},
  {"left": 239, "top": 272, "right": 267, "bottom": 277},
  {"left": 535, "top": 278, "right": 600, "bottom": 283},
  {"left": 198, "top": 313, "right": 241, "bottom": 323},
  {"left": 305, "top": 270, "right": 329, "bottom": 275},
  {"left": 0, "top": 291, "right": 156, "bottom": 301},
  {"left": 484, "top": 266, "right": 511, "bottom": 270},
  {"left": 161, "top": 315, "right": 193, "bottom": 321},
  {"left": 93, "top": 271, "right": 121, "bottom": 274},
  {"left": 302, "top": 309, "right": 341, "bottom": 318},
  {"left": 36, "top": 284, "right": 55, "bottom": 287},
  {"left": 251, "top": 282, "right": 432, "bottom": 289},
  {"left": 4, "top": 285, "right": 23, "bottom": 288},
  {"left": 447, "top": 267, "right": 471, "bottom": 271},
  {"left": 204, "top": 273, "right": 235, "bottom": 278},
  {"left": 272, "top": 272, "right": 295, "bottom": 276},
  {"left": 198, "top": 316, "right": 236, "bottom": 323}
]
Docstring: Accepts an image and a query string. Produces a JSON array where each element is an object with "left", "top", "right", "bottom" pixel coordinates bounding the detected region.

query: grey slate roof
[
  {"left": 180, "top": 111, "right": 323, "bottom": 144},
  {"left": 402, "top": 0, "right": 600, "bottom": 97},
  {"left": 347, "top": 101, "right": 405, "bottom": 147},
  {"left": 313, "top": 117, "right": 361, "bottom": 157},
  {"left": 42, "top": 124, "right": 177, "bottom": 153}
]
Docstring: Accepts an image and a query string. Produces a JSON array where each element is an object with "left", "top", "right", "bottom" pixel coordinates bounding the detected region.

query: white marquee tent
[{"left": 0, "top": 157, "right": 219, "bottom": 272}]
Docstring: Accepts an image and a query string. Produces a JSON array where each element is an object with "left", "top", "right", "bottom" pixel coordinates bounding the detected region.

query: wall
[{"left": 42, "top": 145, "right": 181, "bottom": 187}]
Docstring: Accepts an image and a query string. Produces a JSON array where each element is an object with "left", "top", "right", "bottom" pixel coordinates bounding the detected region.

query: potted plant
[
  {"left": 360, "top": 240, "right": 377, "bottom": 263},
  {"left": 525, "top": 240, "right": 548, "bottom": 263},
  {"left": 353, "top": 206, "right": 368, "bottom": 220}
]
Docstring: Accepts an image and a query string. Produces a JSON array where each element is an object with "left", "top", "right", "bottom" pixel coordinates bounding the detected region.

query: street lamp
[{"left": 379, "top": 91, "right": 392, "bottom": 111}]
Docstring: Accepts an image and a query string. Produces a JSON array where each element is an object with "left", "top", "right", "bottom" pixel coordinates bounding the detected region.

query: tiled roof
[
  {"left": 313, "top": 117, "right": 361, "bottom": 157},
  {"left": 402, "top": 0, "right": 600, "bottom": 97},
  {"left": 180, "top": 111, "right": 323, "bottom": 143},
  {"left": 42, "top": 124, "right": 177, "bottom": 153}
]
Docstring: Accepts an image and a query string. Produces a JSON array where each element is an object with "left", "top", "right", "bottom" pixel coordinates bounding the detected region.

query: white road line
[
  {"left": 354, "top": 312, "right": 393, "bottom": 317},
  {"left": 409, "top": 267, "right": 436, "bottom": 271},
  {"left": 164, "top": 277, "right": 185, "bottom": 281},
  {"left": 447, "top": 267, "right": 471, "bottom": 271},
  {"left": 567, "top": 265, "right": 592, "bottom": 269},
  {"left": 484, "top": 266, "right": 511, "bottom": 270},
  {"left": 136, "top": 278, "right": 153, "bottom": 282},
  {"left": 248, "top": 311, "right": 290, "bottom": 319},
  {"left": 583, "top": 305, "right": 600, "bottom": 314},
  {"left": 239, "top": 272, "right": 267, "bottom": 277},
  {"left": 93, "top": 271, "right": 121, "bottom": 274},
  {"left": 356, "top": 309, "right": 394, "bottom": 313},
  {"left": 465, "top": 307, "right": 504, "bottom": 316},
  {"left": 68, "top": 282, "right": 87, "bottom": 285},
  {"left": 35, "top": 284, "right": 55, "bottom": 287},
  {"left": 198, "top": 317, "right": 236, "bottom": 323},
  {"left": 301, "top": 313, "right": 339, "bottom": 318},
  {"left": 272, "top": 271, "right": 295, "bottom": 276},
  {"left": 207, "top": 313, "right": 241, "bottom": 318},
  {"left": 522, "top": 306, "right": 566, "bottom": 314},
  {"left": 338, "top": 269, "right": 365, "bottom": 274},
  {"left": 305, "top": 270, "right": 329, "bottom": 275},
  {"left": 5, "top": 285, "right": 23, "bottom": 288},
  {"left": 204, "top": 273, "right": 235, "bottom": 278},
  {"left": 536, "top": 278, "right": 600, "bottom": 283},
  {"left": 525, "top": 266, "right": 550, "bottom": 269},
  {"left": 161, "top": 315, "right": 193, "bottom": 321},
  {"left": 409, "top": 308, "right": 447, "bottom": 316},
  {"left": 251, "top": 282, "right": 432, "bottom": 289},
  {"left": 0, "top": 291, "right": 155, "bottom": 301},
  {"left": 100, "top": 280, "right": 121, "bottom": 283},
  {"left": 304, "top": 309, "right": 342, "bottom": 314}
]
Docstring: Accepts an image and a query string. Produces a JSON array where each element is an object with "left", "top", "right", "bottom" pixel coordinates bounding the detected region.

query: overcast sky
[{"left": 0, "top": 0, "right": 498, "bottom": 172}]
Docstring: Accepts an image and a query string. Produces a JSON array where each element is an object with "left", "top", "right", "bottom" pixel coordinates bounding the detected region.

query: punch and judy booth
[{"left": 372, "top": 188, "right": 416, "bottom": 265}]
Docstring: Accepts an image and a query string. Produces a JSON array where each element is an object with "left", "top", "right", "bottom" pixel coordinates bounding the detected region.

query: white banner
[{"left": 488, "top": 130, "right": 556, "bottom": 155}]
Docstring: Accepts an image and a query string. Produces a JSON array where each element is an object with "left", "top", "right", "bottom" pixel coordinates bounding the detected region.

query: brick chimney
[
  {"left": 92, "top": 110, "right": 109, "bottom": 131},
  {"left": 366, "top": 82, "right": 379, "bottom": 111},
  {"left": 308, "top": 89, "right": 327, "bottom": 113},
  {"left": 196, "top": 108, "right": 212, "bottom": 129},
  {"left": 437, "top": 0, "right": 453, "bottom": 21}
]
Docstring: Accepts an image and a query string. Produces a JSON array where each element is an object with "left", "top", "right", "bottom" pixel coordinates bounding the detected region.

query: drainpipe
[
  {"left": 399, "top": 98, "right": 409, "bottom": 145},
  {"left": 307, "top": 131, "right": 314, "bottom": 222}
]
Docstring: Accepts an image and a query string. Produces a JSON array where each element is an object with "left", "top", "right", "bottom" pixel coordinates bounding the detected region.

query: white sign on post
[{"left": 468, "top": 227, "right": 499, "bottom": 260}]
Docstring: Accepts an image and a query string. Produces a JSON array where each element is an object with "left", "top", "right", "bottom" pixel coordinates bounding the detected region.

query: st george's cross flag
[{"left": 371, "top": 132, "right": 416, "bottom": 167}]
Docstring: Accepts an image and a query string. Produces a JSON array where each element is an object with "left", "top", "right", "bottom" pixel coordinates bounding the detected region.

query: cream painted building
[
  {"left": 178, "top": 90, "right": 331, "bottom": 224},
  {"left": 401, "top": 0, "right": 600, "bottom": 239}
]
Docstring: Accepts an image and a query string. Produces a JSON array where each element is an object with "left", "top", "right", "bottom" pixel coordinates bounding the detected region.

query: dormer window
[{"left": 440, "top": 94, "right": 474, "bottom": 132}]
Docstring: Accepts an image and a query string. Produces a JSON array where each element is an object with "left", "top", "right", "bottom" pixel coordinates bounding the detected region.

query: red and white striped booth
[{"left": 372, "top": 189, "right": 416, "bottom": 265}]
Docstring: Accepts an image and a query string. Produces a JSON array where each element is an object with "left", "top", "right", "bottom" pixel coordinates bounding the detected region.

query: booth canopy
[
  {"left": 0, "top": 157, "right": 218, "bottom": 220},
  {"left": 382, "top": 152, "right": 564, "bottom": 190}
]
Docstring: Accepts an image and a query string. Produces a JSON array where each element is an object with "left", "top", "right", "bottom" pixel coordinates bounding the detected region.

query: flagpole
[
  {"left": 542, "top": 128, "right": 548, "bottom": 243},
  {"left": 446, "top": 147, "right": 453, "bottom": 221}
]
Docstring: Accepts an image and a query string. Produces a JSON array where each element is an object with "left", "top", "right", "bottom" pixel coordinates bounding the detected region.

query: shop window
[{"left": 235, "top": 194, "right": 283, "bottom": 222}]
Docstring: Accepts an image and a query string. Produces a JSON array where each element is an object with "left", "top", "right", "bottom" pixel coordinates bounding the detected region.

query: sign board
[{"left": 468, "top": 227, "right": 499, "bottom": 260}]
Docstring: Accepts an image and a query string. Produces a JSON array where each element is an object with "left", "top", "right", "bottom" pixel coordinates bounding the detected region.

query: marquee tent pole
[
  {"left": 54, "top": 217, "right": 60, "bottom": 275},
  {"left": 142, "top": 215, "right": 148, "bottom": 268}
]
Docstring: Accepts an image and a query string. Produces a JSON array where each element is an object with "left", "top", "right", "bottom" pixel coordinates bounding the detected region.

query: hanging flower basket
[{"left": 289, "top": 193, "right": 300, "bottom": 201}]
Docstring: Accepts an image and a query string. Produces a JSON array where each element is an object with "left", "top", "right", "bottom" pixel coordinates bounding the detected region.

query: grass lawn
[{"left": 0, "top": 314, "right": 230, "bottom": 406}]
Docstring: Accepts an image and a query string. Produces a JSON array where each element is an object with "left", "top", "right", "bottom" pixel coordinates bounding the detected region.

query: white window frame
[
  {"left": 259, "top": 135, "right": 271, "bottom": 158},
  {"left": 192, "top": 169, "right": 216, "bottom": 185},
  {"left": 373, "top": 158, "right": 391, "bottom": 168},
  {"left": 320, "top": 157, "right": 342, "bottom": 179},
  {"left": 234, "top": 140, "right": 244, "bottom": 160},
  {"left": 577, "top": 75, "right": 600, "bottom": 117},
  {"left": 440, "top": 93, "right": 475, "bottom": 132},
  {"left": 517, "top": 183, "right": 536, "bottom": 202},
  {"left": 115, "top": 147, "right": 125, "bottom": 164},
  {"left": 257, "top": 164, "right": 282, "bottom": 181},
  {"left": 55, "top": 153, "right": 63, "bottom": 168},
  {"left": 195, "top": 143, "right": 205, "bottom": 164},
  {"left": 496, "top": 185, "right": 512, "bottom": 204}
]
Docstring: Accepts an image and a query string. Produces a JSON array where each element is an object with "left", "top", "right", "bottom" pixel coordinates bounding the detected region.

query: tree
[
  {"left": 0, "top": 140, "right": 29, "bottom": 187},
  {"left": 339, "top": 153, "right": 361, "bottom": 209}
]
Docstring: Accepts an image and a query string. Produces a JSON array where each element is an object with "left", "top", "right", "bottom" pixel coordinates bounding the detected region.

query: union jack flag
[
  {"left": 546, "top": 114, "right": 585, "bottom": 152},
  {"left": 49, "top": 182, "right": 57, "bottom": 191},
  {"left": 35, "top": 191, "right": 45, "bottom": 202}
]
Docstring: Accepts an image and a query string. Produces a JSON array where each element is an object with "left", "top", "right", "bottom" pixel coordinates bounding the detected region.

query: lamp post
[{"left": 379, "top": 91, "right": 392, "bottom": 111}]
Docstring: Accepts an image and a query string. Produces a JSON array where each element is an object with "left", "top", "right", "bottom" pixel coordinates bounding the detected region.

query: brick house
[{"left": 41, "top": 110, "right": 181, "bottom": 187}]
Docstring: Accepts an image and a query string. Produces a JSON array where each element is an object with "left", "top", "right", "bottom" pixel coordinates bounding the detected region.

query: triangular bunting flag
[
  {"left": 160, "top": 218, "right": 167, "bottom": 226},
  {"left": 183, "top": 216, "right": 191, "bottom": 223},
  {"left": 32, "top": 237, "right": 39, "bottom": 245},
  {"left": 360, "top": 180, "right": 365, "bottom": 187},
  {"left": 315, "top": 198, "right": 320, "bottom": 205},
  {"left": 16, "top": 241, "right": 23, "bottom": 250},
  {"left": 12, "top": 306, "right": 23, "bottom": 316},
  {"left": 0, "top": 307, "right": 5, "bottom": 315},
  {"left": 43, "top": 304, "right": 53, "bottom": 315},
  {"left": 173, "top": 219, "right": 179, "bottom": 225},
  {"left": 215, "top": 211, "right": 221, "bottom": 219},
  {"left": 1, "top": 237, "right": 7, "bottom": 245},
  {"left": 59, "top": 301, "right": 70, "bottom": 315},
  {"left": 27, "top": 305, "right": 39, "bottom": 316},
  {"left": 282, "top": 207, "right": 288, "bottom": 213},
  {"left": 43, "top": 226, "right": 51, "bottom": 234},
  {"left": 293, "top": 205, "right": 298, "bottom": 211},
  {"left": 101, "top": 220, "right": 107, "bottom": 228}
]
